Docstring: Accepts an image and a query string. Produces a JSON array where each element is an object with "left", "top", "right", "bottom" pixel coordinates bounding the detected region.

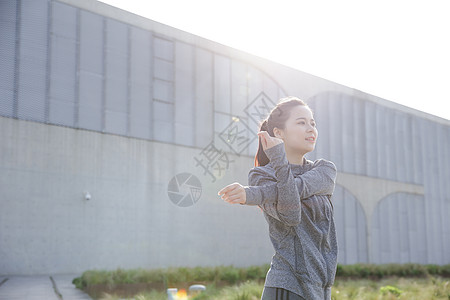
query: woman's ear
[{"left": 273, "top": 127, "right": 283, "bottom": 139}]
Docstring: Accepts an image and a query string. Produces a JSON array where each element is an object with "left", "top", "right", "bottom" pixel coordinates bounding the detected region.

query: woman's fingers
[
  {"left": 258, "top": 131, "right": 269, "bottom": 138},
  {"left": 224, "top": 194, "right": 244, "bottom": 204},
  {"left": 257, "top": 131, "right": 268, "bottom": 149},
  {"left": 218, "top": 182, "right": 238, "bottom": 195},
  {"left": 221, "top": 189, "right": 239, "bottom": 199},
  {"left": 258, "top": 130, "right": 284, "bottom": 150},
  {"left": 223, "top": 194, "right": 238, "bottom": 202},
  {"left": 221, "top": 190, "right": 239, "bottom": 201},
  {"left": 218, "top": 183, "right": 245, "bottom": 204}
]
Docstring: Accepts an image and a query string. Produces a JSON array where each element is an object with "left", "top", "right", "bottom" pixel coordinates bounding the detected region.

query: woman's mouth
[{"left": 305, "top": 136, "right": 316, "bottom": 142}]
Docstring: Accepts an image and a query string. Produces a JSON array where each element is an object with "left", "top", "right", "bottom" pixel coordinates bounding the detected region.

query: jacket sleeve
[
  {"left": 246, "top": 142, "right": 301, "bottom": 226},
  {"left": 244, "top": 158, "right": 337, "bottom": 206}
]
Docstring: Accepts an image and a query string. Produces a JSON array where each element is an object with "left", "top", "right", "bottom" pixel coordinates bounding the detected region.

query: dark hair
[{"left": 254, "top": 96, "right": 310, "bottom": 167}]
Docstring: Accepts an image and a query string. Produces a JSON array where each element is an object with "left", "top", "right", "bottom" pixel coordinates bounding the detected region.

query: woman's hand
[
  {"left": 258, "top": 131, "right": 284, "bottom": 151},
  {"left": 218, "top": 182, "right": 246, "bottom": 205}
]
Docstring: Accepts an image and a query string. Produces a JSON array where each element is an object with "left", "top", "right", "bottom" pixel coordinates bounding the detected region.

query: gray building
[{"left": 1, "top": 0, "right": 449, "bottom": 275}]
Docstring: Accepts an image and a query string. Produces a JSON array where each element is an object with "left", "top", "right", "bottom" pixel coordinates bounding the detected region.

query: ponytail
[{"left": 254, "top": 119, "right": 272, "bottom": 167}]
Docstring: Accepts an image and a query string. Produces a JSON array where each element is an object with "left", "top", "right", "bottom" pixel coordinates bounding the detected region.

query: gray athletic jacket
[{"left": 243, "top": 142, "right": 338, "bottom": 300}]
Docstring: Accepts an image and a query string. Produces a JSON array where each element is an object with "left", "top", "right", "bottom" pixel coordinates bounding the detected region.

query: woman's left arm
[{"left": 244, "top": 159, "right": 337, "bottom": 206}]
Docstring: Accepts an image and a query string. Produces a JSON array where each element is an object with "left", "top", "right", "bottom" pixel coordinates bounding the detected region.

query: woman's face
[{"left": 274, "top": 105, "right": 318, "bottom": 155}]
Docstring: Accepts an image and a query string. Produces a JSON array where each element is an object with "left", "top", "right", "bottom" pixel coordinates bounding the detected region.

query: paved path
[{"left": 0, "top": 274, "right": 92, "bottom": 300}]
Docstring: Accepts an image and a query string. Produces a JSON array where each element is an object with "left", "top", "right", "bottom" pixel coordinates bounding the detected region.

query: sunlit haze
[{"left": 100, "top": 0, "right": 450, "bottom": 120}]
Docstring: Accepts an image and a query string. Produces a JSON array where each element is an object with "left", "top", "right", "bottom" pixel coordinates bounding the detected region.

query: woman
[{"left": 218, "top": 96, "right": 338, "bottom": 300}]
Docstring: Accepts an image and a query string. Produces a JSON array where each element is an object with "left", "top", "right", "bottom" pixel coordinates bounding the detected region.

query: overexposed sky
[{"left": 100, "top": 0, "right": 450, "bottom": 121}]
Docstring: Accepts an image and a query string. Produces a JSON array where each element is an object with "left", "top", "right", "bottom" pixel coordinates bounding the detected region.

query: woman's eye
[
  {"left": 311, "top": 123, "right": 316, "bottom": 127},
  {"left": 298, "top": 122, "right": 305, "bottom": 125}
]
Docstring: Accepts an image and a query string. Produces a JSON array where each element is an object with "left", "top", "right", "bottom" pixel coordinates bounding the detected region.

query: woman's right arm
[{"left": 251, "top": 142, "right": 302, "bottom": 226}]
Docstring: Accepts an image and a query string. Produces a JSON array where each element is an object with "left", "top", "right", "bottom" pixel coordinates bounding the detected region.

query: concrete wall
[
  {"left": 0, "top": 116, "right": 272, "bottom": 275},
  {"left": 0, "top": 0, "right": 449, "bottom": 275}
]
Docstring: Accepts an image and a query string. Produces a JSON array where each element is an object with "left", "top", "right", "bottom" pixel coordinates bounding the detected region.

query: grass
[
  {"left": 72, "top": 264, "right": 450, "bottom": 300},
  {"left": 331, "top": 276, "right": 450, "bottom": 300},
  {"left": 93, "top": 276, "right": 450, "bottom": 300}
]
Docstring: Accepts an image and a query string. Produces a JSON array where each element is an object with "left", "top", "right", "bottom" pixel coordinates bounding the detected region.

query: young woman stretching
[{"left": 218, "top": 97, "right": 338, "bottom": 300}]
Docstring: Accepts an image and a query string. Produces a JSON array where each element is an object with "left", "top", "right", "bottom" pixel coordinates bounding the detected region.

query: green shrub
[
  {"left": 379, "top": 285, "right": 403, "bottom": 297},
  {"left": 245, "top": 265, "right": 267, "bottom": 280},
  {"left": 219, "top": 266, "right": 240, "bottom": 284},
  {"left": 73, "top": 263, "right": 450, "bottom": 292}
]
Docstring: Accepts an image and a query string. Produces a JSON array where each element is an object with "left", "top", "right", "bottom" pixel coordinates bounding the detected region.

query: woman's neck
[{"left": 284, "top": 145, "right": 305, "bottom": 165}]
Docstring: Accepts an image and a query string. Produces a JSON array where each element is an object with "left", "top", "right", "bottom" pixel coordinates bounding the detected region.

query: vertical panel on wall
[
  {"left": 353, "top": 98, "right": 367, "bottom": 175},
  {"left": 383, "top": 198, "right": 394, "bottom": 263},
  {"left": 174, "top": 41, "right": 194, "bottom": 146},
  {"left": 371, "top": 196, "right": 381, "bottom": 263},
  {"left": 343, "top": 188, "right": 358, "bottom": 262},
  {"left": 49, "top": 2, "right": 77, "bottom": 127},
  {"left": 153, "top": 36, "right": 174, "bottom": 104},
  {"left": 312, "top": 95, "right": 329, "bottom": 160},
  {"left": 443, "top": 199, "right": 450, "bottom": 263},
  {"left": 262, "top": 73, "right": 278, "bottom": 105},
  {"left": 245, "top": 122, "right": 259, "bottom": 158},
  {"left": 394, "top": 111, "right": 407, "bottom": 182},
  {"left": 386, "top": 108, "right": 398, "bottom": 182},
  {"left": 341, "top": 94, "right": 354, "bottom": 173},
  {"left": 411, "top": 116, "right": 423, "bottom": 185},
  {"left": 403, "top": 115, "right": 414, "bottom": 184},
  {"left": 194, "top": 48, "right": 213, "bottom": 148},
  {"left": 0, "top": 0, "right": 17, "bottom": 117},
  {"left": 390, "top": 194, "right": 402, "bottom": 263},
  {"left": 231, "top": 60, "right": 247, "bottom": 117},
  {"left": 411, "top": 194, "right": 428, "bottom": 263},
  {"left": 438, "top": 125, "right": 450, "bottom": 263},
  {"left": 365, "top": 101, "right": 378, "bottom": 178},
  {"left": 230, "top": 60, "right": 254, "bottom": 157},
  {"left": 440, "top": 126, "right": 450, "bottom": 263},
  {"left": 356, "top": 199, "right": 369, "bottom": 263},
  {"left": 153, "top": 78, "right": 173, "bottom": 103},
  {"left": 398, "top": 194, "right": 410, "bottom": 263},
  {"left": 389, "top": 195, "right": 401, "bottom": 262},
  {"left": 104, "top": 18, "right": 128, "bottom": 136},
  {"left": 17, "top": 0, "right": 48, "bottom": 122},
  {"left": 427, "top": 121, "right": 445, "bottom": 263},
  {"left": 214, "top": 111, "right": 231, "bottom": 138},
  {"left": 247, "top": 66, "right": 263, "bottom": 103},
  {"left": 152, "top": 101, "right": 173, "bottom": 143},
  {"left": 334, "top": 185, "right": 346, "bottom": 264},
  {"left": 78, "top": 10, "right": 103, "bottom": 131},
  {"left": 420, "top": 118, "right": 439, "bottom": 263},
  {"left": 380, "top": 195, "right": 393, "bottom": 263},
  {"left": 375, "top": 105, "right": 386, "bottom": 179},
  {"left": 129, "top": 26, "right": 151, "bottom": 140},
  {"left": 214, "top": 54, "right": 231, "bottom": 114},
  {"left": 152, "top": 35, "right": 174, "bottom": 143},
  {"left": 154, "top": 59, "right": 174, "bottom": 82},
  {"left": 154, "top": 36, "right": 173, "bottom": 61},
  {"left": 245, "top": 66, "right": 262, "bottom": 157},
  {"left": 392, "top": 112, "right": 408, "bottom": 262},
  {"left": 328, "top": 94, "right": 342, "bottom": 169}
]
